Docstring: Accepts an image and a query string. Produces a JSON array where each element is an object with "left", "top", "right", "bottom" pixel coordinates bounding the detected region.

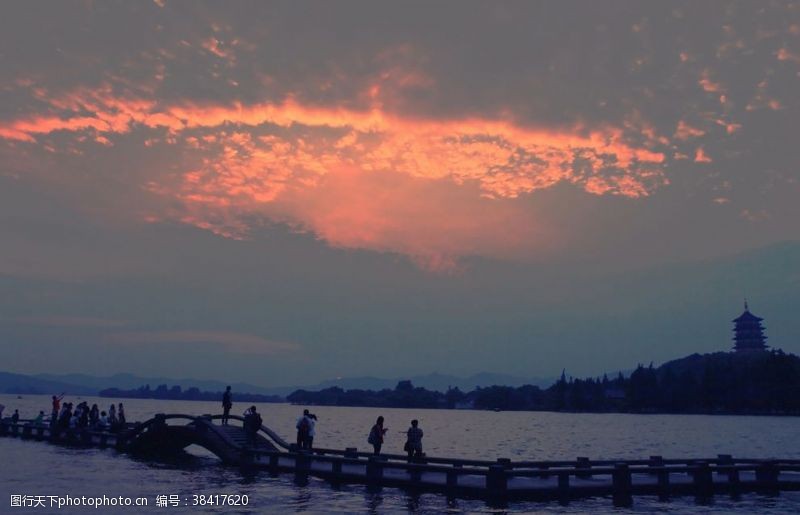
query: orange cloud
[
  {"left": 694, "top": 147, "right": 712, "bottom": 163},
  {"left": 674, "top": 120, "right": 705, "bottom": 141},
  {"left": 0, "top": 85, "right": 669, "bottom": 269}
]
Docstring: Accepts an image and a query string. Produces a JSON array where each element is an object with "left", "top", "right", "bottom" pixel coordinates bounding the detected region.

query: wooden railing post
[
  {"left": 487, "top": 464, "right": 507, "bottom": 499},
  {"left": 576, "top": 457, "right": 591, "bottom": 479},
  {"left": 648, "top": 455, "right": 663, "bottom": 475},
  {"left": 558, "top": 471, "right": 570, "bottom": 504},
  {"left": 446, "top": 464, "right": 461, "bottom": 494},
  {"left": 612, "top": 463, "right": 633, "bottom": 507},
  {"left": 367, "top": 456, "right": 384, "bottom": 484},
  {"left": 716, "top": 454, "right": 732, "bottom": 475},
  {"left": 294, "top": 451, "right": 310, "bottom": 484},
  {"left": 691, "top": 461, "right": 713, "bottom": 498},
  {"left": 657, "top": 467, "right": 670, "bottom": 501}
]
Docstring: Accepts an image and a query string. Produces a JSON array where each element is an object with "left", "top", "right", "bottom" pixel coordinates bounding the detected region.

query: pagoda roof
[{"left": 733, "top": 309, "right": 763, "bottom": 323}]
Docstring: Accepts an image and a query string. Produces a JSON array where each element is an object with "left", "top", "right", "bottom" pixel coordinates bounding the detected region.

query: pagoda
[{"left": 732, "top": 300, "right": 768, "bottom": 352}]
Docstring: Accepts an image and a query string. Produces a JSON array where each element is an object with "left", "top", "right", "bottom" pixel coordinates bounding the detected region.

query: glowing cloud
[{"left": 0, "top": 84, "right": 669, "bottom": 268}]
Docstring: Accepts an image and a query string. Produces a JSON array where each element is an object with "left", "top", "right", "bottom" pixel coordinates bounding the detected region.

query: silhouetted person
[
  {"left": 221, "top": 386, "right": 233, "bottom": 425},
  {"left": 108, "top": 404, "right": 117, "bottom": 427},
  {"left": 296, "top": 409, "right": 310, "bottom": 448},
  {"left": 57, "top": 403, "right": 72, "bottom": 432},
  {"left": 89, "top": 404, "right": 99, "bottom": 427},
  {"left": 11, "top": 409, "right": 19, "bottom": 424},
  {"left": 405, "top": 419, "right": 423, "bottom": 460},
  {"left": 51, "top": 394, "right": 64, "bottom": 425},
  {"left": 98, "top": 411, "right": 109, "bottom": 430},
  {"left": 368, "top": 416, "right": 388, "bottom": 455},
  {"left": 118, "top": 403, "right": 126, "bottom": 425},
  {"left": 33, "top": 411, "right": 45, "bottom": 425},
  {"left": 295, "top": 409, "right": 316, "bottom": 449},
  {"left": 243, "top": 406, "right": 261, "bottom": 446}
]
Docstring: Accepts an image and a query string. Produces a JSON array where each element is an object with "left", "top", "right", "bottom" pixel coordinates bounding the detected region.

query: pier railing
[{"left": 3, "top": 415, "right": 799, "bottom": 505}]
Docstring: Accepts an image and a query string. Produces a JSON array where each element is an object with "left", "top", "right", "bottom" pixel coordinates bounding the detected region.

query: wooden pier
[{"left": 2, "top": 414, "right": 800, "bottom": 506}]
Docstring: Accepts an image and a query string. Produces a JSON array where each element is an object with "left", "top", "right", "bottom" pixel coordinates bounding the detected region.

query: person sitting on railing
[
  {"left": 33, "top": 411, "right": 45, "bottom": 425},
  {"left": 368, "top": 416, "right": 388, "bottom": 455},
  {"left": 404, "top": 419, "right": 423, "bottom": 460},
  {"left": 11, "top": 409, "right": 20, "bottom": 424}
]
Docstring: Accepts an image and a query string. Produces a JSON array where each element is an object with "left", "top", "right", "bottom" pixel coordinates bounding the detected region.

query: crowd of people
[
  {"left": 3, "top": 388, "right": 426, "bottom": 459},
  {"left": 47, "top": 395, "right": 127, "bottom": 432},
  {"left": 0, "top": 395, "right": 127, "bottom": 433}
]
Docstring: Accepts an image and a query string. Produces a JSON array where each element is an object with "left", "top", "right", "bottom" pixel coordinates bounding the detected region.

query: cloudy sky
[{"left": 1, "top": 1, "right": 798, "bottom": 386}]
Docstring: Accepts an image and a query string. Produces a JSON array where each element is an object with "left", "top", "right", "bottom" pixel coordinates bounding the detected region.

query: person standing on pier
[
  {"left": 51, "top": 393, "right": 64, "bottom": 424},
  {"left": 243, "top": 406, "right": 262, "bottom": 447},
  {"left": 306, "top": 413, "right": 316, "bottom": 450},
  {"left": 118, "top": 403, "right": 126, "bottom": 425},
  {"left": 11, "top": 409, "right": 19, "bottom": 424},
  {"left": 368, "top": 416, "right": 388, "bottom": 455},
  {"left": 296, "top": 409, "right": 309, "bottom": 448},
  {"left": 221, "top": 386, "right": 233, "bottom": 425},
  {"left": 405, "top": 419, "right": 423, "bottom": 460},
  {"left": 295, "top": 409, "right": 316, "bottom": 449},
  {"left": 89, "top": 404, "right": 99, "bottom": 427},
  {"left": 108, "top": 404, "right": 117, "bottom": 427}
]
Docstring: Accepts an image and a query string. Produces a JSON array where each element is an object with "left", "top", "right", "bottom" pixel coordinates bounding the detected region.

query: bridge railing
[{"left": 234, "top": 447, "right": 800, "bottom": 502}]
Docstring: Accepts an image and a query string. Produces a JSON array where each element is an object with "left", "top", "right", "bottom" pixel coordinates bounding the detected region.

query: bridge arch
[{"left": 125, "top": 414, "right": 284, "bottom": 463}]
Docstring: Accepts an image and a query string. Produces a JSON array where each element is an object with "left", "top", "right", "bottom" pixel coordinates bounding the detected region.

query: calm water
[{"left": 1, "top": 394, "right": 798, "bottom": 513}]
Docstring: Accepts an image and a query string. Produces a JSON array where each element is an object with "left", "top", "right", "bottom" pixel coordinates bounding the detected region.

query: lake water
[{"left": 1, "top": 394, "right": 799, "bottom": 513}]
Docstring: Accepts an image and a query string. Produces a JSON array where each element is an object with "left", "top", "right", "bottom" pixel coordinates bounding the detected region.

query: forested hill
[{"left": 288, "top": 350, "right": 800, "bottom": 415}]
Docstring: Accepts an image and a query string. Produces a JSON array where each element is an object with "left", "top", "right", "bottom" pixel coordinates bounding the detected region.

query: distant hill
[
  {"left": 33, "top": 372, "right": 282, "bottom": 397},
  {"left": 29, "top": 371, "right": 553, "bottom": 396},
  {"left": 0, "top": 371, "right": 95, "bottom": 396}
]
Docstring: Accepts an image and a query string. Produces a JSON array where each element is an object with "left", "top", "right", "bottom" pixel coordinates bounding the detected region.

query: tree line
[
  {"left": 287, "top": 350, "right": 800, "bottom": 415},
  {"left": 99, "top": 384, "right": 283, "bottom": 403}
]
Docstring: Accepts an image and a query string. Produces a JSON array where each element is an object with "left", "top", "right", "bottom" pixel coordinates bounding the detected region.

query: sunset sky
[{"left": 1, "top": 1, "right": 798, "bottom": 386}]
